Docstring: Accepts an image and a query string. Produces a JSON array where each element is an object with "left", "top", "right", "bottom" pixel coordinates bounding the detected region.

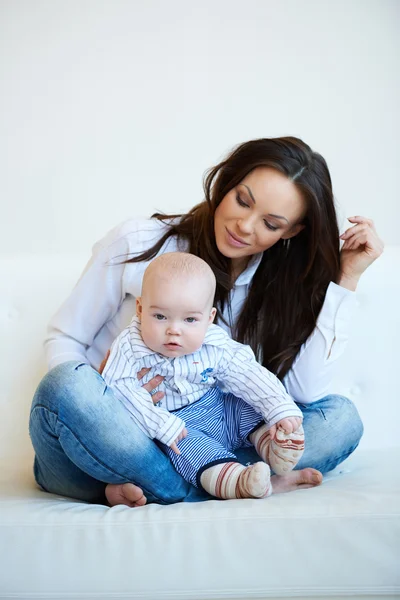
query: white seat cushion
[{"left": 1, "top": 448, "right": 399, "bottom": 599}]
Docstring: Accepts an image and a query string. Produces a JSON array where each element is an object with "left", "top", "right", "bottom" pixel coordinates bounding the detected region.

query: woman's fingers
[
  {"left": 340, "top": 222, "right": 370, "bottom": 240},
  {"left": 342, "top": 232, "right": 369, "bottom": 250},
  {"left": 341, "top": 217, "right": 383, "bottom": 255},
  {"left": 342, "top": 228, "right": 383, "bottom": 256},
  {"left": 98, "top": 350, "right": 110, "bottom": 375},
  {"left": 137, "top": 367, "right": 151, "bottom": 381},
  {"left": 347, "top": 215, "right": 374, "bottom": 228},
  {"left": 150, "top": 391, "right": 165, "bottom": 405},
  {"left": 138, "top": 371, "right": 165, "bottom": 404},
  {"left": 141, "top": 375, "right": 164, "bottom": 391}
]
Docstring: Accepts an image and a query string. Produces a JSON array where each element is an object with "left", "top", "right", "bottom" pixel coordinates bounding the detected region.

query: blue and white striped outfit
[
  {"left": 164, "top": 387, "right": 267, "bottom": 487},
  {"left": 102, "top": 316, "right": 302, "bottom": 486}
]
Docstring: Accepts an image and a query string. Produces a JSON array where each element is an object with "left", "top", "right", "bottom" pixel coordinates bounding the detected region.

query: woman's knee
[
  {"left": 32, "top": 361, "right": 103, "bottom": 414},
  {"left": 299, "top": 395, "right": 364, "bottom": 473},
  {"left": 319, "top": 394, "right": 364, "bottom": 447}
]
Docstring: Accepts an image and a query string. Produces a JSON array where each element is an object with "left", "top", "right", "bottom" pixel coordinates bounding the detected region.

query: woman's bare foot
[
  {"left": 271, "top": 468, "right": 322, "bottom": 494},
  {"left": 105, "top": 483, "right": 147, "bottom": 507},
  {"left": 104, "top": 469, "right": 322, "bottom": 506}
]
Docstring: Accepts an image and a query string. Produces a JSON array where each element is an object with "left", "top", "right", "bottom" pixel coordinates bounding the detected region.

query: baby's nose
[{"left": 167, "top": 323, "right": 181, "bottom": 335}]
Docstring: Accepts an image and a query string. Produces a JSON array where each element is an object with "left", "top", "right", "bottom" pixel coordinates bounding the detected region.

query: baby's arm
[
  {"left": 170, "top": 427, "right": 188, "bottom": 455},
  {"left": 217, "top": 341, "right": 302, "bottom": 428},
  {"left": 102, "top": 339, "right": 186, "bottom": 447},
  {"left": 111, "top": 382, "right": 186, "bottom": 447}
]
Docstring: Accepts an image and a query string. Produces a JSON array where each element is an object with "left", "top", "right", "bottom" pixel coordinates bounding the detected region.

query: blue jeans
[{"left": 29, "top": 361, "right": 364, "bottom": 505}]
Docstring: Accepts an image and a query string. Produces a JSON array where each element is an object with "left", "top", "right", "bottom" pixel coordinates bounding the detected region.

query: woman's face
[{"left": 214, "top": 167, "right": 307, "bottom": 272}]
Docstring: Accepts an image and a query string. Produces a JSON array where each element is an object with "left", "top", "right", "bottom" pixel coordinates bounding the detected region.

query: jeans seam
[{"left": 31, "top": 404, "right": 156, "bottom": 499}]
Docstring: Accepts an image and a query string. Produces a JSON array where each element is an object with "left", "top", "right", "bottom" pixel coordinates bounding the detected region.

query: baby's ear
[
  {"left": 209, "top": 307, "right": 217, "bottom": 324},
  {"left": 136, "top": 297, "right": 143, "bottom": 319}
]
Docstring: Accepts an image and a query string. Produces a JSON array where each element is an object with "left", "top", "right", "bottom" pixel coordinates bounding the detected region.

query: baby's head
[{"left": 136, "top": 252, "right": 217, "bottom": 357}]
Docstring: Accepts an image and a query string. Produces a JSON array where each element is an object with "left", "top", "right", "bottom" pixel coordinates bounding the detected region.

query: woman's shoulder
[{"left": 93, "top": 216, "right": 178, "bottom": 259}]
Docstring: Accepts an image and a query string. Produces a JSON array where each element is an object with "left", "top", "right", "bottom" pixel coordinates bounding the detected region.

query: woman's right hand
[
  {"left": 99, "top": 353, "right": 164, "bottom": 404},
  {"left": 99, "top": 353, "right": 164, "bottom": 405},
  {"left": 137, "top": 368, "right": 165, "bottom": 404},
  {"left": 98, "top": 350, "right": 110, "bottom": 375}
]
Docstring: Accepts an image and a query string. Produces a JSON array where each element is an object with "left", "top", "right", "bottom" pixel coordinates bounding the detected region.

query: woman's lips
[{"left": 225, "top": 228, "right": 250, "bottom": 248}]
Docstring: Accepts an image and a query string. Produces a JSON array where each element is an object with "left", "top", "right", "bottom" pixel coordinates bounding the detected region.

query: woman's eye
[
  {"left": 154, "top": 314, "right": 166, "bottom": 320},
  {"left": 185, "top": 317, "right": 197, "bottom": 323},
  {"left": 264, "top": 220, "right": 278, "bottom": 232},
  {"left": 236, "top": 193, "right": 249, "bottom": 208}
]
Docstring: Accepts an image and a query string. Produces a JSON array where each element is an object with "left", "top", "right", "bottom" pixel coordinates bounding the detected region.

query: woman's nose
[{"left": 237, "top": 217, "right": 254, "bottom": 234}]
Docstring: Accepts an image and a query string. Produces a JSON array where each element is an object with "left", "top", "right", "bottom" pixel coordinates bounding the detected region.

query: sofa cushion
[{"left": 1, "top": 449, "right": 399, "bottom": 599}]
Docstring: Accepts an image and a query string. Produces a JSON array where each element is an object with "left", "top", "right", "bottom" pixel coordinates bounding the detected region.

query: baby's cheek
[{"left": 188, "top": 332, "right": 205, "bottom": 354}]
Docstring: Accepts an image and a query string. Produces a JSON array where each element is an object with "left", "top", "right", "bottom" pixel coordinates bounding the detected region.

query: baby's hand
[
  {"left": 277, "top": 417, "right": 303, "bottom": 434},
  {"left": 269, "top": 417, "right": 303, "bottom": 439},
  {"left": 169, "top": 427, "right": 188, "bottom": 455}
]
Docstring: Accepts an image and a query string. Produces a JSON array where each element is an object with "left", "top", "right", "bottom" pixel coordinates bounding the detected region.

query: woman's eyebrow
[
  {"left": 241, "top": 184, "right": 289, "bottom": 223},
  {"left": 241, "top": 184, "right": 257, "bottom": 204},
  {"left": 269, "top": 213, "right": 289, "bottom": 223}
]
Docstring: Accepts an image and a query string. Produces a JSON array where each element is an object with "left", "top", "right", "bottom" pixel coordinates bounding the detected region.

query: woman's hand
[
  {"left": 99, "top": 354, "right": 165, "bottom": 404},
  {"left": 338, "top": 216, "right": 384, "bottom": 291},
  {"left": 98, "top": 350, "right": 110, "bottom": 375},
  {"left": 137, "top": 367, "right": 165, "bottom": 404}
]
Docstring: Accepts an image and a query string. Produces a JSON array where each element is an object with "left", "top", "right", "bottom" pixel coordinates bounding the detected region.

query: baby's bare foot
[
  {"left": 105, "top": 483, "right": 147, "bottom": 508},
  {"left": 271, "top": 468, "right": 322, "bottom": 494}
]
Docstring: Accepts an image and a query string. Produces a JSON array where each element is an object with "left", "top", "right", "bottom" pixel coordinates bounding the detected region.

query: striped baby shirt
[{"left": 102, "top": 316, "right": 302, "bottom": 447}]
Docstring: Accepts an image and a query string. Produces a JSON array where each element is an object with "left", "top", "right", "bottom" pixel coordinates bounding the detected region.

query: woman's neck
[{"left": 231, "top": 257, "right": 250, "bottom": 282}]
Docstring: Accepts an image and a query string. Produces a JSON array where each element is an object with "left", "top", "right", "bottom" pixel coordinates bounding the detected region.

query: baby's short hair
[{"left": 143, "top": 252, "right": 216, "bottom": 295}]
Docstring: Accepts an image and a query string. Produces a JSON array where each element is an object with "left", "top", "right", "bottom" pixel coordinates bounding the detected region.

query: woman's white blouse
[{"left": 45, "top": 217, "right": 357, "bottom": 404}]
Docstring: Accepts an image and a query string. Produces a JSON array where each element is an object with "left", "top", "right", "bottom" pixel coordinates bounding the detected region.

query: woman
[{"left": 29, "top": 136, "right": 383, "bottom": 507}]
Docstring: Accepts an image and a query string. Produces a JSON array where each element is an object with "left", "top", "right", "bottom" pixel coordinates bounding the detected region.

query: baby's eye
[
  {"left": 154, "top": 314, "right": 166, "bottom": 320},
  {"left": 185, "top": 317, "right": 197, "bottom": 323}
]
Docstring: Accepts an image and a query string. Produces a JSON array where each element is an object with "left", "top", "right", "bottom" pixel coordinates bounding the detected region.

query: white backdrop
[{"left": 0, "top": 0, "right": 399, "bottom": 256}]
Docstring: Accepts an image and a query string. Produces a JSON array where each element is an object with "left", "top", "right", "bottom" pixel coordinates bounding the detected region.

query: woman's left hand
[{"left": 338, "top": 216, "right": 384, "bottom": 290}]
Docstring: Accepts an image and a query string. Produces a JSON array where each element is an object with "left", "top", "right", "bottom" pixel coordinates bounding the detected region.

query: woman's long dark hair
[{"left": 125, "top": 137, "right": 340, "bottom": 380}]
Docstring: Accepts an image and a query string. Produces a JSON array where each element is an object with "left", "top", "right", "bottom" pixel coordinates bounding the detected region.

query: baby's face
[{"left": 137, "top": 275, "right": 216, "bottom": 358}]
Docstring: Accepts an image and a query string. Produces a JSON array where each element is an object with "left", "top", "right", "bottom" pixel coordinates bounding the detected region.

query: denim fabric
[{"left": 29, "top": 361, "right": 363, "bottom": 505}]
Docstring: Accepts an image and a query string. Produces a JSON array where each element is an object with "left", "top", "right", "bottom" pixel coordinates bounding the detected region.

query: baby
[{"left": 102, "top": 252, "right": 305, "bottom": 500}]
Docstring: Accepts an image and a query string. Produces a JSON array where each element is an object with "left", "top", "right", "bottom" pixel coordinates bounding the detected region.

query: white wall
[{"left": 0, "top": 0, "right": 398, "bottom": 256}]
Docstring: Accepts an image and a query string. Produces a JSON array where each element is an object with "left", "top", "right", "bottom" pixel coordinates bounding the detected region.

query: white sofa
[{"left": 0, "top": 250, "right": 399, "bottom": 600}]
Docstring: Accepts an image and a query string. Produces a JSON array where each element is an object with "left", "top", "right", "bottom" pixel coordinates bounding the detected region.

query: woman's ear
[
  {"left": 136, "top": 297, "right": 143, "bottom": 319},
  {"left": 281, "top": 223, "right": 305, "bottom": 240}
]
